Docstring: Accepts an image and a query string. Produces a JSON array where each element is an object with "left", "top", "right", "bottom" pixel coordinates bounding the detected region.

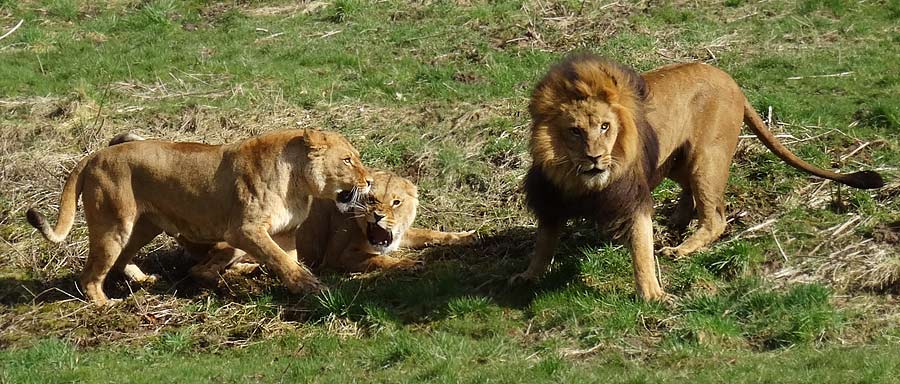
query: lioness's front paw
[
  {"left": 451, "top": 230, "right": 478, "bottom": 245},
  {"left": 297, "top": 278, "right": 328, "bottom": 295},
  {"left": 137, "top": 274, "right": 160, "bottom": 285},
  {"left": 391, "top": 257, "right": 423, "bottom": 271}
]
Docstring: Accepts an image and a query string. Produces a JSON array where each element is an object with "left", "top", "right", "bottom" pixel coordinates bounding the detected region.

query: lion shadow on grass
[
  {"left": 285, "top": 223, "right": 627, "bottom": 324},
  {"left": 1, "top": 224, "right": 621, "bottom": 324}
]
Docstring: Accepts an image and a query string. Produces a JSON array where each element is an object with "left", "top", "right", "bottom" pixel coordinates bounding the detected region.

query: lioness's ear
[{"left": 291, "top": 132, "right": 327, "bottom": 155}]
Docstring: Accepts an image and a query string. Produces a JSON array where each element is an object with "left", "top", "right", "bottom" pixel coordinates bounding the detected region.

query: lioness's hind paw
[
  {"left": 135, "top": 274, "right": 160, "bottom": 286},
  {"left": 105, "top": 298, "right": 124, "bottom": 307},
  {"left": 228, "top": 262, "right": 260, "bottom": 275}
]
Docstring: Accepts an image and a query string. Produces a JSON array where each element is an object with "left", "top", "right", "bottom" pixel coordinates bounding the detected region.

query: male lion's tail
[
  {"left": 743, "top": 100, "right": 884, "bottom": 189},
  {"left": 26, "top": 156, "right": 92, "bottom": 243}
]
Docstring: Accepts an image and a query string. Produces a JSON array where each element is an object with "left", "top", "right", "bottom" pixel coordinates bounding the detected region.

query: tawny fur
[
  {"left": 184, "top": 170, "right": 477, "bottom": 281},
  {"left": 514, "top": 53, "right": 884, "bottom": 301},
  {"left": 26, "top": 129, "right": 372, "bottom": 305}
]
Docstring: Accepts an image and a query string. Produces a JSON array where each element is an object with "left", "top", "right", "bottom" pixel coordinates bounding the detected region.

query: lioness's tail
[
  {"left": 26, "top": 156, "right": 92, "bottom": 243},
  {"left": 743, "top": 100, "right": 884, "bottom": 189}
]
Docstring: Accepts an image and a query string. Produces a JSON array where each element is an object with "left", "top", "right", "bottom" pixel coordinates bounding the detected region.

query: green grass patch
[{"left": 0, "top": 0, "right": 897, "bottom": 381}]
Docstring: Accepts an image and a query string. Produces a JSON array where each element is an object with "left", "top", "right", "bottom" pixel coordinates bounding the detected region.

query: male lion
[
  {"left": 26, "top": 129, "right": 372, "bottom": 305},
  {"left": 513, "top": 54, "right": 884, "bottom": 301},
  {"left": 185, "top": 169, "right": 477, "bottom": 280}
]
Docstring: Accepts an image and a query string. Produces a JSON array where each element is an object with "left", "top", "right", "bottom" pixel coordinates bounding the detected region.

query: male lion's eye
[
  {"left": 569, "top": 127, "right": 583, "bottom": 137},
  {"left": 600, "top": 122, "right": 610, "bottom": 131},
  {"left": 343, "top": 158, "right": 352, "bottom": 166},
  {"left": 392, "top": 199, "right": 401, "bottom": 207}
]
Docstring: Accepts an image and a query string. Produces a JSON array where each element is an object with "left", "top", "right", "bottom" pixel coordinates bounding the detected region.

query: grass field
[{"left": 1, "top": 0, "right": 898, "bottom": 382}]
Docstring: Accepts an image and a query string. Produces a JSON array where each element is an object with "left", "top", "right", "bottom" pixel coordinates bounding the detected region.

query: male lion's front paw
[
  {"left": 508, "top": 272, "right": 538, "bottom": 286},
  {"left": 660, "top": 246, "right": 689, "bottom": 260},
  {"left": 662, "top": 292, "right": 681, "bottom": 306},
  {"left": 640, "top": 287, "right": 679, "bottom": 306}
]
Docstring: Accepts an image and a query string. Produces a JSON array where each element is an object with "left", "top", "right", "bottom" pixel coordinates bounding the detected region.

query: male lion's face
[
  {"left": 316, "top": 134, "right": 372, "bottom": 213},
  {"left": 353, "top": 171, "right": 418, "bottom": 254},
  {"left": 554, "top": 99, "right": 621, "bottom": 190}
]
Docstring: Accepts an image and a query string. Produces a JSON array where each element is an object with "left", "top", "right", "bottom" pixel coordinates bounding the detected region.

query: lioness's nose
[
  {"left": 373, "top": 212, "right": 384, "bottom": 223},
  {"left": 366, "top": 178, "right": 373, "bottom": 188}
]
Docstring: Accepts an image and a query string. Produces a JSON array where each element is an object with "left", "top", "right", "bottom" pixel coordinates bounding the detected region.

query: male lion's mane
[{"left": 524, "top": 53, "right": 661, "bottom": 236}]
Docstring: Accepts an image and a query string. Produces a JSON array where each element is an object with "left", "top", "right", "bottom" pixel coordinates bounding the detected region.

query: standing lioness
[{"left": 26, "top": 129, "right": 371, "bottom": 305}]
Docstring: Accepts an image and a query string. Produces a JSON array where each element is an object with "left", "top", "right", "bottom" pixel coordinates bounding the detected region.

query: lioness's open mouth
[
  {"left": 336, "top": 190, "right": 354, "bottom": 203},
  {"left": 367, "top": 222, "right": 392, "bottom": 246}
]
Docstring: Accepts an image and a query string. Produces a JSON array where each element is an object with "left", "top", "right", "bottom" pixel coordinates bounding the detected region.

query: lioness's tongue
[{"left": 367, "top": 223, "right": 392, "bottom": 246}]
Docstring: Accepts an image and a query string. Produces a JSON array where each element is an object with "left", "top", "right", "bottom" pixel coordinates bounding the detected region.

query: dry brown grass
[{"left": 1, "top": 0, "right": 896, "bottom": 354}]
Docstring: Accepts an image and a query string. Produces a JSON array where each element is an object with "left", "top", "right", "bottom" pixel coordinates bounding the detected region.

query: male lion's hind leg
[
  {"left": 661, "top": 153, "right": 732, "bottom": 260},
  {"left": 509, "top": 220, "right": 562, "bottom": 285},
  {"left": 668, "top": 187, "right": 695, "bottom": 231}
]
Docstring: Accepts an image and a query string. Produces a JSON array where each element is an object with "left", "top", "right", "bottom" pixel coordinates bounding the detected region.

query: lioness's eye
[
  {"left": 392, "top": 199, "right": 401, "bottom": 207},
  {"left": 343, "top": 157, "right": 352, "bottom": 166},
  {"left": 600, "top": 122, "right": 610, "bottom": 131}
]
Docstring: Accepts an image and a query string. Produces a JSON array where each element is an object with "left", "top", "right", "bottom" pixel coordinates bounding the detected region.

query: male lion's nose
[{"left": 586, "top": 154, "right": 603, "bottom": 165}]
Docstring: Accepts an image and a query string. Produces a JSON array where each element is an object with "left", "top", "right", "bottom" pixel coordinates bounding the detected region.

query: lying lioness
[
  {"left": 185, "top": 169, "right": 477, "bottom": 280},
  {"left": 27, "top": 129, "right": 371, "bottom": 305}
]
